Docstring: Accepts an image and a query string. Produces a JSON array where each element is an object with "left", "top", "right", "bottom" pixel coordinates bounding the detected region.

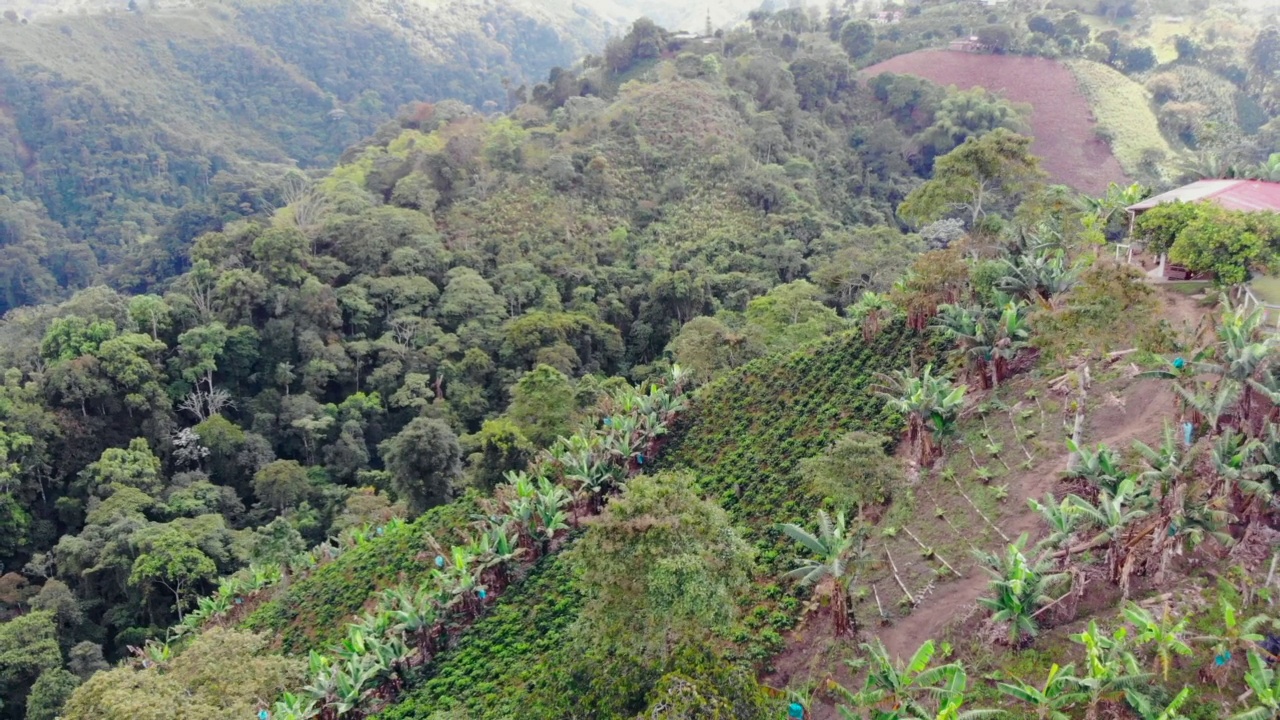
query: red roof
[{"left": 1127, "top": 179, "right": 1280, "bottom": 213}]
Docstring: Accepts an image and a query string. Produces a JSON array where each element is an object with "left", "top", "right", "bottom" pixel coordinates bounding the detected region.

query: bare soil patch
[{"left": 861, "top": 50, "right": 1127, "bottom": 195}]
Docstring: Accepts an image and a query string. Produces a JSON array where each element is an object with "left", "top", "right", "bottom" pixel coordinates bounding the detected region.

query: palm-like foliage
[
  {"left": 1028, "top": 493, "right": 1079, "bottom": 557},
  {"left": 835, "top": 639, "right": 961, "bottom": 720},
  {"left": 933, "top": 303, "right": 992, "bottom": 389},
  {"left": 381, "top": 584, "right": 440, "bottom": 661},
  {"left": 1068, "top": 477, "right": 1150, "bottom": 592},
  {"left": 1210, "top": 429, "right": 1271, "bottom": 506},
  {"left": 1126, "top": 686, "right": 1193, "bottom": 720},
  {"left": 476, "top": 521, "right": 525, "bottom": 591},
  {"left": 1064, "top": 440, "right": 1125, "bottom": 496},
  {"left": 533, "top": 475, "right": 571, "bottom": 551},
  {"left": 272, "top": 691, "right": 319, "bottom": 720},
  {"left": 994, "top": 250, "right": 1079, "bottom": 306},
  {"left": 781, "top": 510, "right": 867, "bottom": 636},
  {"left": 1175, "top": 380, "right": 1244, "bottom": 437},
  {"left": 989, "top": 301, "right": 1031, "bottom": 387},
  {"left": 551, "top": 434, "right": 615, "bottom": 513},
  {"left": 1203, "top": 304, "right": 1279, "bottom": 432},
  {"left": 1131, "top": 424, "right": 1231, "bottom": 584},
  {"left": 931, "top": 668, "right": 1004, "bottom": 720},
  {"left": 504, "top": 470, "right": 539, "bottom": 555},
  {"left": 851, "top": 290, "right": 901, "bottom": 341},
  {"left": 975, "top": 534, "right": 1069, "bottom": 646},
  {"left": 1133, "top": 424, "right": 1197, "bottom": 497},
  {"left": 1078, "top": 182, "right": 1149, "bottom": 230},
  {"left": 997, "top": 662, "right": 1086, "bottom": 720},
  {"left": 1149, "top": 478, "right": 1233, "bottom": 585},
  {"left": 1123, "top": 603, "right": 1192, "bottom": 681},
  {"left": 1192, "top": 599, "right": 1274, "bottom": 677},
  {"left": 430, "top": 544, "right": 484, "bottom": 618},
  {"left": 1245, "top": 426, "right": 1280, "bottom": 518},
  {"left": 874, "top": 365, "right": 967, "bottom": 465},
  {"left": 1230, "top": 650, "right": 1280, "bottom": 720},
  {"left": 1071, "top": 621, "right": 1154, "bottom": 720}
]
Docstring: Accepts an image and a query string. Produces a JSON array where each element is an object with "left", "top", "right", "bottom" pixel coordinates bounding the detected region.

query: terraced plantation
[{"left": 373, "top": 324, "right": 924, "bottom": 718}]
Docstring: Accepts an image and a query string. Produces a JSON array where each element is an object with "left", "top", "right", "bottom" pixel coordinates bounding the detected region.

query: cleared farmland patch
[{"left": 863, "top": 50, "right": 1130, "bottom": 195}]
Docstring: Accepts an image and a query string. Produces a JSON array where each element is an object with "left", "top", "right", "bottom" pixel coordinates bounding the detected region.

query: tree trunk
[{"left": 833, "top": 586, "right": 850, "bottom": 637}]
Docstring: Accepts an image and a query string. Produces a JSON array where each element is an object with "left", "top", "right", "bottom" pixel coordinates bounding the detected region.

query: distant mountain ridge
[{"left": 0, "top": 0, "right": 595, "bottom": 308}]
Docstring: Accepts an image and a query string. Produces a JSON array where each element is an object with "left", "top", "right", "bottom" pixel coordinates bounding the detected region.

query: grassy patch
[
  {"left": 1165, "top": 280, "right": 1212, "bottom": 296},
  {"left": 1249, "top": 275, "right": 1280, "bottom": 305},
  {"left": 1066, "top": 59, "right": 1174, "bottom": 177}
]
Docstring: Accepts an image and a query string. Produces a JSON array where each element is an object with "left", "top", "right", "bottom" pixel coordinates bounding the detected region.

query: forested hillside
[
  {"left": 11, "top": 1, "right": 1280, "bottom": 719},
  {"left": 0, "top": 0, "right": 610, "bottom": 316},
  {"left": 0, "top": 13, "right": 972, "bottom": 719}
]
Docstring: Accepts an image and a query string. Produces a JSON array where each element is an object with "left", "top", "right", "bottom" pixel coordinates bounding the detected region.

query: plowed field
[{"left": 863, "top": 50, "right": 1128, "bottom": 195}]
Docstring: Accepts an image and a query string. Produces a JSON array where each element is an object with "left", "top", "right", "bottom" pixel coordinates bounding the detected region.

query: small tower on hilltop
[{"left": 705, "top": 7, "right": 712, "bottom": 37}]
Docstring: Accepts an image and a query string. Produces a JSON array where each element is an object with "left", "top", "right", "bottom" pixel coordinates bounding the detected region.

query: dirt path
[
  {"left": 765, "top": 284, "right": 1212, "bottom": 717},
  {"left": 872, "top": 377, "right": 1173, "bottom": 662}
]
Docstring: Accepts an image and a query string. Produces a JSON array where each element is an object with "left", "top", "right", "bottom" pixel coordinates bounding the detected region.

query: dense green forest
[
  {"left": 9, "top": 0, "right": 1280, "bottom": 718},
  {"left": 0, "top": 0, "right": 607, "bottom": 315}
]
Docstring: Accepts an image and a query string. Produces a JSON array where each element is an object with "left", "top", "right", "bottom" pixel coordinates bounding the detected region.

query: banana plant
[
  {"left": 431, "top": 544, "right": 484, "bottom": 618},
  {"left": 1067, "top": 477, "right": 1150, "bottom": 591},
  {"left": 504, "top": 471, "right": 539, "bottom": 556},
  {"left": 381, "top": 584, "right": 440, "bottom": 661},
  {"left": 1064, "top": 439, "right": 1125, "bottom": 496},
  {"left": 1027, "top": 493, "right": 1079, "bottom": 558},
  {"left": 1192, "top": 598, "right": 1274, "bottom": 681},
  {"left": 332, "top": 655, "right": 379, "bottom": 717},
  {"left": 780, "top": 510, "right": 867, "bottom": 637},
  {"left": 1175, "top": 380, "right": 1244, "bottom": 437},
  {"left": 249, "top": 562, "right": 283, "bottom": 589},
  {"left": 849, "top": 290, "right": 900, "bottom": 341},
  {"left": 834, "top": 639, "right": 961, "bottom": 719},
  {"left": 271, "top": 691, "right": 319, "bottom": 720},
  {"left": 932, "top": 667, "right": 1003, "bottom": 720},
  {"left": 334, "top": 625, "right": 373, "bottom": 663},
  {"left": 1126, "top": 686, "right": 1192, "bottom": 720},
  {"left": 1123, "top": 603, "right": 1192, "bottom": 681},
  {"left": 975, "top": 534, "right": 1069, "bottom": 646},
  {"left": 1133, "top": 424, "right": 1198, "bottom": 497},
  {"left": 1230, "top": 650, "right": 1280, "bottom": 719},
  {"left": 932, "top": 303, "right": 992, "bottom": 389},
  {"left": 476, "top": 521, "right": 525, "bottom": 591},
  {"left": 873, "top": 365, "right": 966, "bottom": 465},
  {"left": 301, "top": 651, "right": 341, "bottom": 711},
  {"left": 364, "top": 633, "right": 412, "bottom": 696},
  {"left": 997, "top": 662, "right": 1086, "bottom": 720},
  {"left": 1071, "top": 621, "right": 1153, "bottom": 720},
  {"left": 989, "top": 301, "right": 1031, "bottom": 388},
  {"left": 127, "top": 638, "right": 173, "bottom": 669}
]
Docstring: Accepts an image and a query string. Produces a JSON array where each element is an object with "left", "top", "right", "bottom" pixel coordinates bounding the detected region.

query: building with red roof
[
  {"left": 1125, "top": 179, "right": 1280, "bottom": 280},
  {"left": 1126, "top": 179, "right": 1280, "bottom": 215}
]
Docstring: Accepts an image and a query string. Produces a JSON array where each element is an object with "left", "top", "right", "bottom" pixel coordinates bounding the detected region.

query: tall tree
[
  {"left": 379, "top": 417, "right": 462, "bottom": 514},
  {"left": 561, "top": 472, "right": 755, "bottom": 717},
  {"left": 899, "top": 129, "right": 1043, "bottom": 227},
  {"left": 128, "top": 528, "right": 218, "bottom": 621}
]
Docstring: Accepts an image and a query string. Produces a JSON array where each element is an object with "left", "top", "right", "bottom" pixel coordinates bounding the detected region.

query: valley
[{"left": 3, "top": 1, "right": 1280, "bottom": 719}]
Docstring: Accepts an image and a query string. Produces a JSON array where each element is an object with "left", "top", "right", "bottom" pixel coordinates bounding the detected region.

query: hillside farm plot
[
  {"left": 863, "top": 50, "right": 1128, "bottom": 195},
  {"left": 1066, "top": 59, "right": 1174, "bottom": 177}
]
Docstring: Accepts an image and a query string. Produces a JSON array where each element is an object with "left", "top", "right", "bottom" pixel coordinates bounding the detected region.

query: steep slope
[
  {"left": 863, "top": 50, "right": 1131, "bottom": 195},
  {"left": 0, "top": 0, "right": 604, "bottom": 315},
  {"left": 377, "top": 324, "right": 924, "bottom": 719}
]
